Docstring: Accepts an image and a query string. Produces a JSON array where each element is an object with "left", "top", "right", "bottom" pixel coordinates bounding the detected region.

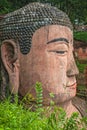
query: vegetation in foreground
[
  {"left": 0, "top": 97, "right": 87, "bottom": 130},
  {"left": 0, "top": 82, "right": 87, "bottom": 130}
]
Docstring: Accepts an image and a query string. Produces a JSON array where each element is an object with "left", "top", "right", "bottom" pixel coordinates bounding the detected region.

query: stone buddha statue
[{"left": 0, "top": 2, "right": 87, "bottom": 117}]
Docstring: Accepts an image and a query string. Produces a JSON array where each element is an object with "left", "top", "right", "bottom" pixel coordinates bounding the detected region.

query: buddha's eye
[
  {"left": 47, "top": 43, "right": 68, "bottom": 55},
  {"left": 55, "top": 51, "right": 66, "bottom": 54},
  {"left": 48, "top": 50, "right": 67, "bottom": 55}
]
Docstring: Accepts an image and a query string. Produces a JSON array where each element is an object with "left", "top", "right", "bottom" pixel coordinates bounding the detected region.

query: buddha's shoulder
[{"left": 72, "top": 96, "right": 87, "bottom": 117}]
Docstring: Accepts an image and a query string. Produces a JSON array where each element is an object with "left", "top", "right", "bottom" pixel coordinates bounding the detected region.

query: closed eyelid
[
  {"left": 47, "top": 43, "right": 69, "bottom": 51},
  {"left": 48, "top": 50, "right": 68, "bottom": 56},
  {"left": 47, "top": 43, "right": 68, "bottom": 55},
  {"left": 48, "top": 50, "right": 67, "bottom": 53}
]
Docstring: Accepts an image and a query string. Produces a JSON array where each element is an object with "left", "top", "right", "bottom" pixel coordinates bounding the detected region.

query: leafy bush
[
  {"left": 0, "top": 82, "right": 87, "bottom": 130},
  {"left": 0, "top": 98, "right": 87, "bottom": 130}
]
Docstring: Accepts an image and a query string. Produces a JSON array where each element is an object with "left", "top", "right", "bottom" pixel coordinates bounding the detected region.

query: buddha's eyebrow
[{"left": 47, "top": 38, "right": 69, "bottom": 44}]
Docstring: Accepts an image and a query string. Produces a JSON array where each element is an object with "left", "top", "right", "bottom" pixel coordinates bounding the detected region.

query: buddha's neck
[{"left": 58, "top": 100, "right": 81, "bottom": 117}]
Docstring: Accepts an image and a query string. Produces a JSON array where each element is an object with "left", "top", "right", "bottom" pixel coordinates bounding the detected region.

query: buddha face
[
  {"left": 18, "top": 25, "right": 79, "bottom": 105},
  {"left": 1, "top": 25, "right": 79, "bottom": 105}
]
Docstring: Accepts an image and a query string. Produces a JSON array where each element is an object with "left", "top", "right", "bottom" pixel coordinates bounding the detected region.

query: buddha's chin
[{"left": 42, "top": 92, "right": 76, "bottom": 106}]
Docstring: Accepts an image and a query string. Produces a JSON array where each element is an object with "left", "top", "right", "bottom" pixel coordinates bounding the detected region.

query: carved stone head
[{"left": 0, "top": 3, "right": 79, "bottom": 115}]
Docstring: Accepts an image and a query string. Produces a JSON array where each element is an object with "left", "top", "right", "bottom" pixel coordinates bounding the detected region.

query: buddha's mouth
[
  {"left": 66, "top": 82, "right": 77, "bottom": 89},
  {"left": 69, "top": 83, "right": 77, "bottom": 89}
]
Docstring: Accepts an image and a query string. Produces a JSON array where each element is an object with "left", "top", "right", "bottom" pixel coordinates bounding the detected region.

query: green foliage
[
  {"left": 0, "top": 0, "right": 12, "bottom": 14},
  {"left": 49, "top": 93, "right": 55, "bottom": 106},
  {"left": 0, "top": 82, "right": 87, "bottom": 130},
  {"left": 76, "top": 60, "right": 87, "bottom": 73},
  {"left": 46, "top": 107, "right": 66, "bottom": 130},
  {"left": 77, "top": 85, "right": 86, "bottom": 97},
  {"left": 64, "top": 113, "right": 79, "bottom": 130},
  {"left": 0, "top": 0, "right": 87, "bottom": 24},
  {"left": 20, "top": 82, "right": 43, "bottom": 111},
  {"left": 35, "top": 82, "right": 43, "bottom": 108},
  {"left": 0, "top": 97, "right": 46, "bottom": 130},
  {"left": 0, "top": 98, "right": 87, "bottom": 130},
  {"left": 74, "top": 32, "right": 87, "bottom": 42}
]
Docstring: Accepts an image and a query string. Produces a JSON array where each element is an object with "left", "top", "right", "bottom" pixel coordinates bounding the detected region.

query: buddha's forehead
[{"left": 32, "top": 25, "right": 73, "bottom": 46}]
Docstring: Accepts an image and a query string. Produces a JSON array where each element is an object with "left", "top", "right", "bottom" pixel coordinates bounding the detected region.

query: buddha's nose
[{"left": 67, "top": 59, "right": 79, "bottom": 77}]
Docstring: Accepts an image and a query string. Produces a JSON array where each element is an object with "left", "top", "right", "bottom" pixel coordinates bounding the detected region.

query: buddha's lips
[
  {"left": 69, "top": 83, "right": 77, "bottom": 89},
  {"left": 66, "top": 83, "right": 77, "bottom": 89}
]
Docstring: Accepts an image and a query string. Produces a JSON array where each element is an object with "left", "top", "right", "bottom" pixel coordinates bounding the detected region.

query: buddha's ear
[{"left": 1, "top": 40, "right": 18, "bottom": 74}]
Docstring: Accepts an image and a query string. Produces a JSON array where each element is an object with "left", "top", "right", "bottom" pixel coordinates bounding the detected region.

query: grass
[
  {"left": 0, "top": 98, "right": 46, "bottom": 130},
  {"left": 0, "top": 97, "right": 87, "bottom": 130},
  {"left": 74, "top": 31, "right": 87, "bottom": 42},
  {"left": 0, "top": 81, "right": 87, "bottom": 130}
]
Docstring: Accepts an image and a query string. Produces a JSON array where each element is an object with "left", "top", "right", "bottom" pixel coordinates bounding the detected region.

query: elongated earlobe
[
  {"left": 1, "top": 40, "right": 18, "bottom": 73},
  {"left": 1, "top": 40, "right": 20, "bottom": 94}
]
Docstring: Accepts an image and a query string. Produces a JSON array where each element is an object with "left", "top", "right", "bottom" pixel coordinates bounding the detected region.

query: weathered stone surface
[
  {"left": 72, "top": 96, "right": 87, "bottom": 117},
  {"left": 0, "top": 2, "right": 86, "bottom": 117}
]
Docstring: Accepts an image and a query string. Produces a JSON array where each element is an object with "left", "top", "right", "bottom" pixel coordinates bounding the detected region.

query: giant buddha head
[{"left": 0, "top": 2, "right": 79, "bottom": 116}]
